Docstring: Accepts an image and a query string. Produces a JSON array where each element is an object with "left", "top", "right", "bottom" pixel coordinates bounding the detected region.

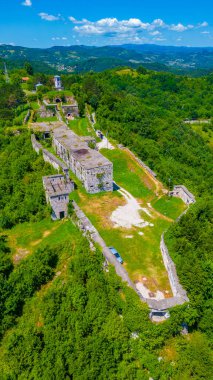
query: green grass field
[
  {"left": 36, "top": 116, "right": 58, "bottom": 122},
  {"left": 68, "top": 118, "right": 96, "bottom": 137},
  {"left": 30, "top": 101, "right": 40, "bottom": 110},
  {"left": 70, "top": 147, "right": 186, "bottom": 293},
  {"left": 151, "top": 196, "right": 186, "bottom": 220},
  {"left": 4, "top": 218, "right": 80, "bottom": 263}
]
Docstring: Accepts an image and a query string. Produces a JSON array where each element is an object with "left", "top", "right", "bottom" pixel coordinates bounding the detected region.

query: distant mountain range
[{"left": 0, "top": 44, "right": 213, "bottom": 75}]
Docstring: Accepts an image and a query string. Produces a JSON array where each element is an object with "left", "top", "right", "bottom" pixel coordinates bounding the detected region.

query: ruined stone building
[
  {"left": 169, "top": 185, "right": 195, "bottom": 205},
  {"left": 31, "top": 122, "right": 113, "bottom": 194},
  {"left": 43, "top": 174, "right": 74, "bottom": 220},
  {"left": 62, "top": 104, "right": 79, "bottom": 118},
  {"left": 52, "top": 125, "right": 113, "bottom": 194}
]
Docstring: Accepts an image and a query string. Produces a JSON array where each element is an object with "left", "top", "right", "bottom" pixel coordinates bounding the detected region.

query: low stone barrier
[
  {"left": 72, "top": 201, "right": 189, "bottom": 312},
  {"left": 31, "top": 134, "right": 69, "bottom": 177},
  {"left": 160, "top": 234, "right": 188, "bottom": 300},
  {"left": 124, "top": 148, "right": 157, "bottom": 178},
  {"left": 31, "top": 134, "right": 42, "bottom": 153},
  {"left": 24, "top": 110, "right": 31, "bottom": 124},
  {"left": 72, "top": 201, "right": 138, "bottom": 292},
  {"left": 169, "top": 185, "right": 195, "bottom": 205}
]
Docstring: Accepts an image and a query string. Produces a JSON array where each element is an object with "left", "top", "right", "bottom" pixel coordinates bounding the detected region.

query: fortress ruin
[
  {"left": 31, "top": 122, "right": 113, "bottom": 194},
  {"left": 43, "top": 174, "right": 74, "bottom": 220}
]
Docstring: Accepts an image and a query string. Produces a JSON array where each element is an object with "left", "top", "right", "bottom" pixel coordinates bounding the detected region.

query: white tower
[{"left": 54, "top": 75, "right": 62, "bottom": 89}]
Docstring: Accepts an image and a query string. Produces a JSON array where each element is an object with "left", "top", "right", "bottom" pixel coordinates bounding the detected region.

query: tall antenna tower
[{"left": 4, "top": 62, "right": 9, "bottom": 83}]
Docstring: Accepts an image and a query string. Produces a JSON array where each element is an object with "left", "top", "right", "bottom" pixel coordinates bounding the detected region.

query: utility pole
[{"left": 4, "top": 62, "right": 9, "bottom": 83}]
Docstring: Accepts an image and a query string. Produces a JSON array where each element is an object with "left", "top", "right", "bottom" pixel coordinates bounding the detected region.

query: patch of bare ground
[
  {"left": 134, "top": 273, "right": 172, "bottom": 296},
  {"left": 80, "top": 193, "right": 125, "bottom": 229},
  {"left": 31, "top": 239, "right": 42, "bottom": 247},
  {"left": 13, "top": 248, "right": 30, "bottom": 264}
]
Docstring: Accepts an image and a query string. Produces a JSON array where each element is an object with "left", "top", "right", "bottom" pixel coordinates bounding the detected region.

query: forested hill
[
  {"left": 0, "top": 43, "right": 213, "bottom": 75},
  {"left": 69, "top": 68, "right": 213, "bottom": 345},
  {"left": 0, "top": 68, "right": 212, "bottom": 378},
  {"left": 70, "top": 68, "right": 213, "bottom": 197}
]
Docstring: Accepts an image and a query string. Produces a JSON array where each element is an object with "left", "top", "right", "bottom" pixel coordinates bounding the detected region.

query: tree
[{"left": 24, "top": 62, "right": 34, "bottom": 76}]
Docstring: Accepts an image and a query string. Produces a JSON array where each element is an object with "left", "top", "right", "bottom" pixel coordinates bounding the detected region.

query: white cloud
[
  {"left": 198, "top": 21, "right": 208, "bottom": 27},
  {"left": 201, "top": 31, "right": 210, "bottom": 34},
  {"left": 68, "top": 16, "right": 209, "bottom": 44},
  {"left": 52, "top": 37, "right": 68, "bottom": 41},
  {"left": 39, "top": 13, "right": 60, "bottom": 21},
  {"left": 22, "top": 0, "right": 32, "bottom": 6},
  {"left": 152, "top": 19, "right": 165, "bottom": 28},
  {"left": 170, "top": 23, "right": 189, "bottom": 32},
  {"left": 153, "top": 37, "right": 167, "bottom": 42},
  {"left": 149, "top": 30, "right": 161, "bottom": 36}
]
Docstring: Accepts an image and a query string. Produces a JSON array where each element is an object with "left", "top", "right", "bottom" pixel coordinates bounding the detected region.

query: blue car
[{"left": 109, "top": 247, "right": 123, "bottom": 264}]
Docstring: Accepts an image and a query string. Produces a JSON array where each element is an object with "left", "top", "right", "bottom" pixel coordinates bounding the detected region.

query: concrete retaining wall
[
  {"left": 31, "top": 134, "right": 42, "bottom": 153},
  {"left": 72, "top": 201, "right": 138, "bottom": 292},
  {"left": 124, "top": 148, "right": 157, "bottom": 178},
  {"left": 169, "top": 185, "right": 195, "bottom": 205},
  {"left": 72, "top": 201, "right": 189, "bottom": 311},
  {"left": 31, "top": 134, "right": 69, "bottom": 177},
  {"left": 24, "top": 110, "right": 31, "bottom": 124},
  {"left": 160, "top": 234, "right": 188, "bottom": 301}
]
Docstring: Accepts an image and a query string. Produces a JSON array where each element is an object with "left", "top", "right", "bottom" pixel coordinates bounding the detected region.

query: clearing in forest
[{"left": 71, "top": 148, "right": 186, "bottom": 297}]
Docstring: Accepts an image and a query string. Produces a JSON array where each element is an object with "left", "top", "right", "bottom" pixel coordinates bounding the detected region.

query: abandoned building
[
  {"left": 30, "top": 122, "right": 113, "bottom": 194},
  {"left": 169, "top": 185, "right": 195, "bottom": 204},
  {"left": 62, "top": 104, "right": 79, "bottom": 118},
  {"left": 52, "top": 125, "right": 113, "bottom": 194},
  {"left": 43, "top": 174, "right": 74, "bottom": 220}
]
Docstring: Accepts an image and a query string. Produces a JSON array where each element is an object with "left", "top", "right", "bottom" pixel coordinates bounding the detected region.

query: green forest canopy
[{"left": 0, "top": 69, "right": 212, "bottom": 379}]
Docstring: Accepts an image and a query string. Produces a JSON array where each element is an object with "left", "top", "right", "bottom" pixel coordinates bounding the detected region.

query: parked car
[{"left": 108, "top": 247, "right": 123, "bottom": 264}]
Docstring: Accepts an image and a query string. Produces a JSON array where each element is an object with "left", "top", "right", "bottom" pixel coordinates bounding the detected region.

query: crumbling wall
[
  {"left": 85, "top": 165, "right": 113, "bottom": 193},
  {"left": 124, "top": 148, "right": 157, "bottom": 178},
  {"left": 31, "top": 134, "right": 42, "bottom": 154},
  {"left": 169, "top": 185, "right": 195, "bottom": 205},
  {"left": 31, "top": 134, "right": 69, "bottom": 177},
  {"left": 160, "top": 234, "right": 188, "bottom": 301}
]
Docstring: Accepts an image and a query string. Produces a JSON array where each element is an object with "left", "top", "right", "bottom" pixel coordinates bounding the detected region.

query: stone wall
[
  {"left": 53, "top": 136, "right": 113, "bottom": 194},
  {"left": 31, "top": 134, "right": 42, "bottom": 154},
  {"left": 24, "top": 110, "right": 31, "bottom": 124},
  {"left": 31, "top": 134, "right": 69, "bottom": 178},
  {"left": 62, "top": 105, "right": 79, "bottom": 117},
  {"left": 169, "top": 185, "right": 195, "bottom": 205},
  {"left": 71, "top": 200, "right": 189, "bottom": 313},
  {"left": 37, "top": 106, "right": 56, "bottom": 119},
  {"left": 124, "top": 148, "right": 157, "bottom": 178},
  {"left": 84, "top": 166, "right": 113, "bottom": 193},
  {"left": 72, "top": 201, "right": 137, "bottom": 291},
  {"left": 160, "top": 234, "right": 188, "bottom": 301}
]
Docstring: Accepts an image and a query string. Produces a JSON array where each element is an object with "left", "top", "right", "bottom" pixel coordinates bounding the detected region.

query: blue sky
[{"left": 0, "top": 0, "right": 212, "bottom": 47}]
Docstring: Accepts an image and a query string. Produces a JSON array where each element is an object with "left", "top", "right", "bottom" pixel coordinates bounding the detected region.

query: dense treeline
[
  {"left": 0, "top": 83, "right": 26, "bottom": 125},
  {"left": 0, "top": 236, "right": 212, "bottom": 379},
  {"left": 0, "top": 130, "right": 54, "bottom": 228},
  {"left": 165, "top": 199, "right": 213, "bottom": 339},
  {"left": 0, "top": 235, "right": 58, "bottom": 338},
  {"left": 70, "top": 69, "right": 213, "bottom": 196},
  {"left": 0, "top": 69, "right": 212, "bottom": 378},
  {"left": 66, "top": 68, "right": 213, "bottom": 366}
]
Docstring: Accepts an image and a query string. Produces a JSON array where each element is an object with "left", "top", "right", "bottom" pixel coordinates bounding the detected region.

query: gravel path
[{"left": 110, "top": 187, "right": 153, "bottom": 229}]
